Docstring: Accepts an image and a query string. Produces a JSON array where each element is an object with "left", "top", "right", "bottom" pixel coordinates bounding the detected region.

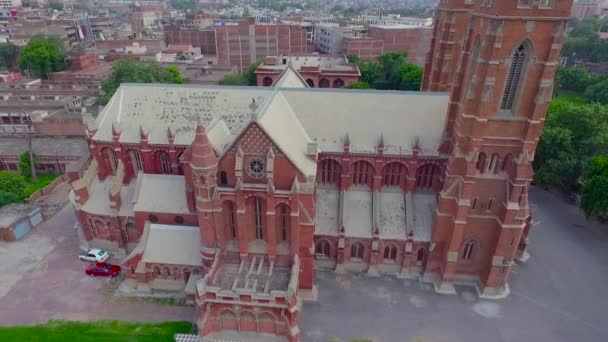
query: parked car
[
  {"left": 79, "top": 249, "right": 110, "bottom": 262},
  {"left": 85, "top": 263, "right": 121, "bottom": 278}
]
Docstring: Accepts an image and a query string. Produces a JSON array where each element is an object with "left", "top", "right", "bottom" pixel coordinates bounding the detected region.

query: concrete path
[{"left": 299, "top": 187, "right": 608, "bottom": 342}]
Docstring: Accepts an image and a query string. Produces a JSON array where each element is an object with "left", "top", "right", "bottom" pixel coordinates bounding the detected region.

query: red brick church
[{"left": 68, "top": 1, "right": 573, "bottom": 341}]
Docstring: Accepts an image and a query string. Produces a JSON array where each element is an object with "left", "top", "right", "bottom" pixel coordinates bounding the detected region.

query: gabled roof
[
  {"left": 91, "top": 84, "right": 449, "bottom": 163},
  {"left": 272, "top": 65, "right": 309, "bottom": 88}
]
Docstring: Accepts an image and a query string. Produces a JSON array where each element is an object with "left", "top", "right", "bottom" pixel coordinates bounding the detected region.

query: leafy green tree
[
  {"left": 584, "top": 77, "right": 608, "bottom": 104},
  {"left": 555, "top": 67, "right": 599, "bottom": 93},
  {"left": 348, "top": 52, "right": 422, "bottom": 91},
  {"left": 162, "top": 66, "right": 186, "bottom": 84},
  {"left": 18, "top": 35, "right": 65, "bottom": 78},
  {"left": 534, "top": 98, "right": 608, "bottom": 191},
  {"left": 0, "top": 42, "right": 18, "bottom": 70},
  {"left": 19, "top": 151, "right": 37, "bottom": 178},
  {"left": 101, "top": 60, "right": 187, "bottom": 105},
  {"left": 398, "top": 63, "right": 424, "bottom": 91},
  {"left": 246, "top": 61, "right": 263, "bottom": 86},
  {"left": 0, "top": 171, "right": 27, "bottom": 200},
  {"left": 344, "top": 81, "right": 370, "bottom": 89},
  {"left": 49, "top": 0, "right": 64, "bottom": 11},
  {"left": 171, "top": 0, "right": 196, "bottom": 11},
  {"left": 220, "top": 73, "right": 248, "bottom": 86},
  {"left": 581, "top": 156, "right": 608, "bottom": 217}
]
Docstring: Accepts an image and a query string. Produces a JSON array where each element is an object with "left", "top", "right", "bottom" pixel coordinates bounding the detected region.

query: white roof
[
  {"left": 378, "top": 189, "right": 407, "bottom": 239},
  {"left": 92, "top": 84, "right": 449, "bottom": 158},
  {"left": 257, "top": 91, "right": 317, "bottom": 178},
  {"left": 92, "top": 84, "right": 274, "bottom": 148},
  {"left": 273, "top": 66, "right": 308, "bottom": 88},
  {"left": 281, "top": 88, "right": 448, "bottom": 156},
  {"left": 142, "top": 224, "right": 201, "bottom": 266},
  {"left": 314, "top": 187, "right": 340, "bottom": 236},
  {"left": 343, "top": 188, "right": 373, "bottom": 238},
  {"left": 133, "top": 174, "right": 189, "bottom": 214},
  {"left": 411, "top": 193, "right": 436, "bottom": 242}
]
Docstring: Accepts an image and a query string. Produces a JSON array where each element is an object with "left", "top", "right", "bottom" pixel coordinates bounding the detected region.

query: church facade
[{"left": 68, "top": 1, "right": 573, "bottom": 341}]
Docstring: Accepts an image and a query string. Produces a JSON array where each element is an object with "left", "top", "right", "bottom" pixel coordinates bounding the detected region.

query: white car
[{"left": 79, "top": 249, "right": 110, "bottom": 262}]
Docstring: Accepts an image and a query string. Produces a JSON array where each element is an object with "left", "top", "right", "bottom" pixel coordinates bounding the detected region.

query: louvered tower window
[{"left": 501, "top": 44, "right": 529, "bottom": 111}]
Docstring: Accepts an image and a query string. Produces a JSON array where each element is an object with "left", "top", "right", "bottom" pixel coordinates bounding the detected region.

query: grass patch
[
  {"left": 23, "top": 173, "right": 61, "bottom": 198},
  {"left": 0, "top": 320, "right": 194, "bottom": 342}
]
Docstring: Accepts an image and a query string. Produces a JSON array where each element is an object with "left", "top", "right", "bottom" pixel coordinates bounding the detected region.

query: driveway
[
  {"left": 0, "top": 205, "right": 195, "bottom": 326},
  {"left": 300, "top": 187, "right": 608, "bottom": 342}
]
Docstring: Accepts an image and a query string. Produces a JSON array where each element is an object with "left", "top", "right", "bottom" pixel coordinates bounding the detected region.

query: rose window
[{"left": 248, "top": 158, "right": 265, "bottom": 178}]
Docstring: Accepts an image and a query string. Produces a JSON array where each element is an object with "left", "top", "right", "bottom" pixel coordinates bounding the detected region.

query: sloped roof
[
  {"left": 91, "top": 84, "right": 449, "bottom": 163},
  {"left": 272, "top": 65, "right": 309, "bottom": 88},
  {"left": 142, "top": 224, "right": 201, "bottom": 266},
  {"left": 93, "top": 84, "right": 274, "bottom": 148},
  {"left": 257, "top": 91, "right": 316, "bottom": 178}
]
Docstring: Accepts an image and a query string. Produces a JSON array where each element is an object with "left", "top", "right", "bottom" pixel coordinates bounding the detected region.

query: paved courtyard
[
  {"left": 0, "top": 204, "right": 195, "bottom": 326},
  {"left": 0, "top": 187, "right": 607, "bottom": 342},
  {"left": 300, "top": 187, "right": 608, "bottom": 342}
]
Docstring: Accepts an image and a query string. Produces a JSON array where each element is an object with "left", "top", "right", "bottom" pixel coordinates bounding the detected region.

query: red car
[{"left": 85, "top": 263, "right": 121, "bottom": 278}]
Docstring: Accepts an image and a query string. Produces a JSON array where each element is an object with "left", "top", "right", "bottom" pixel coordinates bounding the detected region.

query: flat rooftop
[
  {"left": 0, "top": 136, "right": 88, "bottom": 157},
  {"left": 213, "top": 257, "right": 291, "bottom": 293}
]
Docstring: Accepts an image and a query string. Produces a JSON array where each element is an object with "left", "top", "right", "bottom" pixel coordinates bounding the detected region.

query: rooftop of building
[
  {"left": 315, "top": 187, "right": 436, "bottom": 241},
  {"left": 212, "top": 257, "right": 291, "bottom": 293},
  {"left": 258, "top": 55, "right": 359, "bottom": 73},
  {"left": 133, "top": 174, "right": 189, "bottom": 214},
  {"left": 0, "top": 136, "right": 88, "bottom": 157},
  {"left": 141, "top": 223, "right": 201, "bottom": 267},
  {"left": 92, "top": 83, "right": 449, "bottom": 161}
]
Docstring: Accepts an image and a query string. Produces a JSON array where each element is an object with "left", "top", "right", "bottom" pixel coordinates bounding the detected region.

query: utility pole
[{"left": 25, "top": 113, "right": 37, "bottom": 182}]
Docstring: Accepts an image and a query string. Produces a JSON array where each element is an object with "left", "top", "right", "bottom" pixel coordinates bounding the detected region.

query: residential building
[
  {"left": 214, "top": 21, "right": 314, "bottom": 72},
  {"left": 156, "top": 44, "right": 202, "bottom": 63},
  {"left": 0, "top": 0, "right": 21, "bottom": 9},
  {"left": 164, "top": 25, "right": 217, "bottom": 56},
  {"left": 68, "top": 0, "right": 573, "bottom": 341},
  {"left": 255, "top": 55, "right": 360, "bottom": 88},
  {"left": 367, "top": 24, "right": 433, "bottom": 65}
]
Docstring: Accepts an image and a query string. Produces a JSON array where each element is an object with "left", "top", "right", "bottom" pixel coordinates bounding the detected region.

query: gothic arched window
[{"left": 501, "top": 42, "right": 532, "bottom": 112}]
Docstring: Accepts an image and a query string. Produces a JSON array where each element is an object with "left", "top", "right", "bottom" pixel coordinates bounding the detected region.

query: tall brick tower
[
  {"left": 421, "top": 0, "right": 475, "bottom": 93},
  {"left": 424, "top": 0, "right": 573, "bottom": 298}
]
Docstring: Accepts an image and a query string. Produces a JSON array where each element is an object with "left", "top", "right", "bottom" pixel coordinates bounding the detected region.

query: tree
[
  {"left": 171, "top": 0, "right": 196, "bottom": 11},
  {"left": 101, "top": 60, "right": 187, "bottom": 105},
  {"left": 534, "top": 98, "right": 608, "bottom": 191},
  {"left": 49, "top": 0, "right": 64, "bottom": 11},
  {"left": 584, "top": 78, "right": 608, "bottom": 104},
  {"left": 162, "top": 66, "right": 186, "bottom": 84},
  {"left": 0, "top": 42, "right": 18, "bottom": 70},
  {"left": 348, "top": 52, "right": 423, "bottom": 91},
  {"left": 0, "top": 171, "right": 27, "bottom": 200},
  {"left": 220, "top": 73, "right": 248, "bottom": 86},
  {"left": 555, "top": 67, "right": 599, "bottom": 94},
  {"left": 398, "top": 63, "right": 424, "bottom": 91},
  {"left": 18, "top": 35, "right": 65, "bottom": 79},
  {"left": 581, "top": 156, "right": 608, "bottom": 217},
  {"left": 19, "top": 151, "right": 37, "bottom": 179},
  {"left": 344, "top": 81, "right": 370, "bottom": 89},
  {"left": 246, "top": 61, "right": 262, "bottom": 86}
]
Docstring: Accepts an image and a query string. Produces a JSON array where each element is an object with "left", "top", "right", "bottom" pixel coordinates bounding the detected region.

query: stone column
[
  {"left": 266, "top": 196, "right": 277, "bottom": 261},
  {"left": 236, "top": 193, "right": 248, "bottom": 260}
]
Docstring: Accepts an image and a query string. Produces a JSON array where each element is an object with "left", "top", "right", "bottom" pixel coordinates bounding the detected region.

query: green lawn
[
  {"left": 23, "top": 173, "right": 61, "bottom": 198},
  {"left": 0, "top": 320, "right": 193, "bottom": 342}
]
